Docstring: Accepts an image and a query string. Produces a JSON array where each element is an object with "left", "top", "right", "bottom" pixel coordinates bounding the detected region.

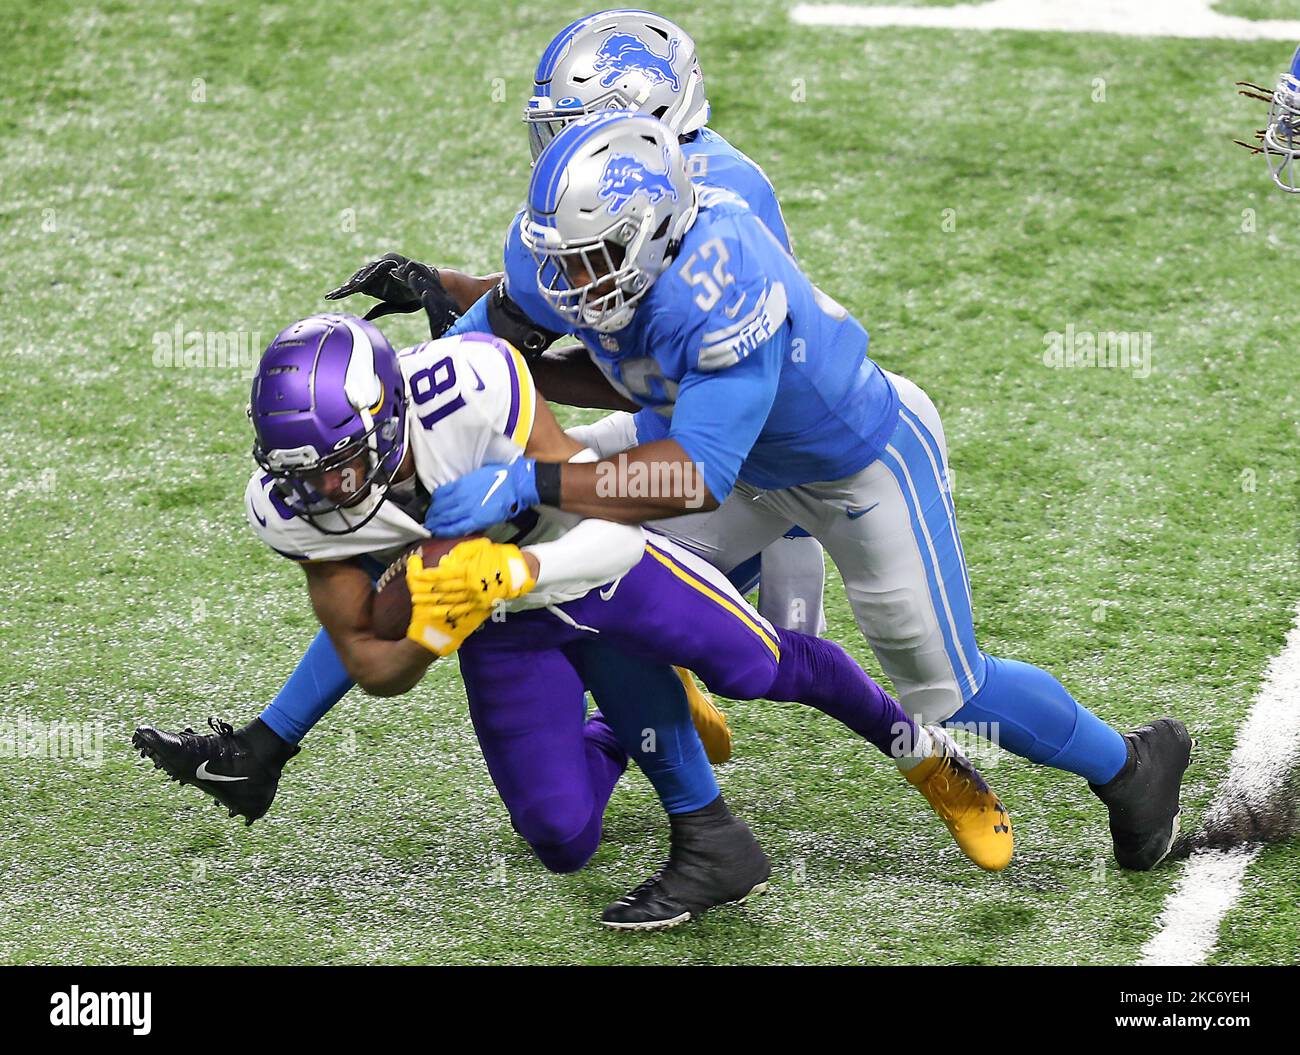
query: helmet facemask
[
  {"left": 1237, "top": 47, "right": 1300, "bottom": 194},
  {"left": 1264, "top": 73, "right": 1300, "bottom": 193},
  {"left": 525, "top": 97, "right": 587, "bottom": 162},
  {"left": 253, "top": 406, "right": 404, "bottom": 536},
  {"left": 524, "top": 212, "right": 662, "bottom": 333}
]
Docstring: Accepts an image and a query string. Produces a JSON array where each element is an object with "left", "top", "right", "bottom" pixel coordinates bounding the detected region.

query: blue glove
[{"left": 425, "top": 458, "right": 539, "bottom": 537}]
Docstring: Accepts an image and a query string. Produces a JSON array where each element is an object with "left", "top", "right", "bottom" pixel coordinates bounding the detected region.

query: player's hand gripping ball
[
  {"left": 413, "top": 537, "right": 536, "bottom": 623},
  {"left": 369, "top": 536, "right": 485, "bottom": 654},
  {"left": 403, "top": 548, "right": 496, "bottom": 657}
]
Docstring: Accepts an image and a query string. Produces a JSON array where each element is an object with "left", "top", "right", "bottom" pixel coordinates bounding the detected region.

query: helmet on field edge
[{"left": 1263, "top": 45, "right": 1300, "bottom": 192}]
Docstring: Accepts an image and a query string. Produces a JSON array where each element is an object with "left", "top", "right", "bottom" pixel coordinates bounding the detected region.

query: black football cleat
[
  {"left": 601, "top": 795, "right": 771, "bottom": 931},
  {"left": 132, "top": 717, "right": 299, "bottom": 826},
  {"left": 1090, "top": 718, "right": 1193, "bottom": 870}
]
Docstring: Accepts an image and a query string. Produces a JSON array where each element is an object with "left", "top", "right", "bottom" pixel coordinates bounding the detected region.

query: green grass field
[{"left": 1, "top": 0, "right": 1296, "bottom": 965}]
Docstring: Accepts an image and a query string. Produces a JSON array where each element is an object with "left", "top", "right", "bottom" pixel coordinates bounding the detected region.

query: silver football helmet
[
  {"left": 1263, "top": 45, "right": 1300, "bottom": 193},
  {"left": 524, "top": 10, "right": 710, "bottom": 161},
  {"left": 522, "top": 110, "right": 697, "bottom": 333}
]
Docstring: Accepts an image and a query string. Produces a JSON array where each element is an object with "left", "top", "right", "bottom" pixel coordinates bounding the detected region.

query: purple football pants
[{"left": 457, "top": 534, "right": 913, "bottom": 872}]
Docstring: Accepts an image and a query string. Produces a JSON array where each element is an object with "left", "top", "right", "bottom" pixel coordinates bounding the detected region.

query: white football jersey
[{"left": 245, "top": 334, "right": 645, "bottom": 609}]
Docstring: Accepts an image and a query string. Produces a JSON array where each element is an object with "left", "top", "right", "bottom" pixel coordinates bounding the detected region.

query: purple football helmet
[{"left": 249, "top": 313, "right": 407, "bottom": 534}]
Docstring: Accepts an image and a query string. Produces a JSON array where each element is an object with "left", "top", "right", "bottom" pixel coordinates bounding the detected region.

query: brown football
[{"left": 370, "top": 535, "right": 481, "bottom": 641}]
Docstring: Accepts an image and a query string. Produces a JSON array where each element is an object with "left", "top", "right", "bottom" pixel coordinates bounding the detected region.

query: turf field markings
[
  {"left": 791, "top": 0, "right": 1300, "bottom": 40},
  {"left": 1139, "top": 602, "right": 1300, "bottom": 966}
]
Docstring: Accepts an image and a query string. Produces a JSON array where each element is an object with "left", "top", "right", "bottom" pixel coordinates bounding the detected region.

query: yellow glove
[
  {"left": 404, "top": 551, "right": 492, "bottom": 656},
  {"left": 413, "top": 537, "right": 537, "bottom": 622}
]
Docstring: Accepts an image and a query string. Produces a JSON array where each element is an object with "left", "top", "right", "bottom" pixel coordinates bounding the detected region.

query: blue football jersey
[
  {"left": 621, "top": 126, "right": 794, "bottom": 451},
  {"left": 581, "top": 188, "right": 898, "bottom": 499},
  {"left": 451, "top": 134, "right": 899, "bottom": 501},
  {"left": 624, "top": 127, "right": 785, "bottom": 444},
  {"left": 681, "top": 128, "right": 791, "bottom": 252}
]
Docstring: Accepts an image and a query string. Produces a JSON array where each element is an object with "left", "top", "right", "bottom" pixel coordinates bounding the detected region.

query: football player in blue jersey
[
  {"left": 521, "top": 9, "right": 821, "bottom": 630},
  {"left": 128, "top": 11, "right": 785, "bottom": 824},
  {"left": 422, "top": 109, "right": 1195, "bottom": 872},
  {"left": 1238, "top": 44, "right": 1300, "bottom": 193},
  {"left": 333, "top": 9, "right": 826, "bottom": 635}
]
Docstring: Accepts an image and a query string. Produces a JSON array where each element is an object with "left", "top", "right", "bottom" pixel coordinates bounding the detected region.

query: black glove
[
  {"left": 325, "top": 253, "right": 461, "bottom": 339},
  {"left": 399, "top": 258, "right": 461, "bottom": 339},
  {"left": 326, "top": 252, "right": 418, "bottom": 312}
]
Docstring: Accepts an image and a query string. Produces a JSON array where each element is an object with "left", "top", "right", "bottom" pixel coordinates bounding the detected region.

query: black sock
[{"left": 238, "top": 717, "right": 298, "bottom": 765}]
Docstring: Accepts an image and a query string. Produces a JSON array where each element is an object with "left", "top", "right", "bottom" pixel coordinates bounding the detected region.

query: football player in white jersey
[{"left": 136, "top": 313, "right": 1012, "bottom": 929}]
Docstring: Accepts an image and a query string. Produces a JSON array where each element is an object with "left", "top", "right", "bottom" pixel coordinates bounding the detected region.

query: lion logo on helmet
[
  {"left": 592, "top": 32, "right": 681, "bottom": 92},
  {"left": 597, "top": 150, "right": 679, "bottom": 215}
]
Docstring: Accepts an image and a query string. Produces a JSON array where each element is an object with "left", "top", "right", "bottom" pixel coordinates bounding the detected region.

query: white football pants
[{"left": 653, "top": 372, "right": 984, "bottom": 725}]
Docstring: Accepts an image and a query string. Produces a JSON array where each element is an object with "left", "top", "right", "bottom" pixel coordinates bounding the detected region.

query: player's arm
[
  {"left": 422, "top": 335, "right": 784, "bottom": 534},
  {"left": 523, "top": 399, "right": 649, "bottom": 591},
  {"left": 552, "top": 332, "right": 787, "bottom": 519},
  {"left": 565, "top": 409, "right": 646, "bottom": 459},
  {"left": 409, "top": 353, "right": 643, "bottom": 613},
  {"left": 439, "top": 269, "right": 500, "bottom": 312},
  {"left": 302, "top": 559, "right": 436, "bottom": 697},
  {"left": 545, "top": 326, "right": 784, "bottom": 518},
  {"left": 424, "top": 330, "right": 786, "bottom": 531},
  {"left": 523, "top": 395, "right": 585, "bottom": 461},
  {"left": 558, "top": 438, "right": 717, "bottom": 520},
  {"left": 528, "top": 343, "right": 640, "bottom": 411}
]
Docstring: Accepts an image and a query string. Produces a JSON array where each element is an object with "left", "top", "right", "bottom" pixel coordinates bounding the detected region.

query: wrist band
[{"left": 535, "top": 461, "right": 563, "bottom": 507}]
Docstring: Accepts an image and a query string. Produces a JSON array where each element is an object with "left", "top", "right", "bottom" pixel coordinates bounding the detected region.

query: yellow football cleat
[
  {"left": 674, "top": 667, "right": 732, "bottom": 765},
  {"left": 906, "top": 729, "right": 1013, "bottom": 872}
]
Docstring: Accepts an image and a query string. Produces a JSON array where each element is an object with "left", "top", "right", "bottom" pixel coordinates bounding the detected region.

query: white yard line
[
  {"left": 791, "top": 0, "right": 1300, "bottom": 41},
  {"left": 1139, "top": 603, "right": 1300, "bottom": 966},
  {"left": 1138, "top": 846, "right": 1261, "bottom": 966}
]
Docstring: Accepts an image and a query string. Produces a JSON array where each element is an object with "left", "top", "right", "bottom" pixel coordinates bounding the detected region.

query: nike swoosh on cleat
[
  {"left": 195, "top": 760, "right": 250, "bottom": 783},
  {"left": 846, "top": 503, "right": 879, "bottom": 520}
]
